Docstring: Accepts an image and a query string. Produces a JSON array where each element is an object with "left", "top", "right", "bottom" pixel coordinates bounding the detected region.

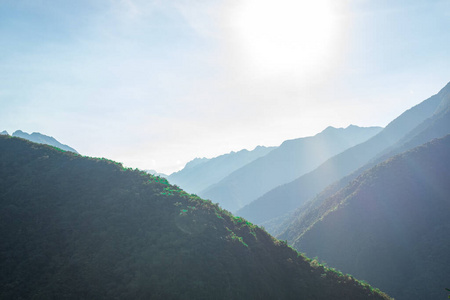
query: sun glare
[{"left": 229, "top": 0, "right": 340, "bottom": 79}]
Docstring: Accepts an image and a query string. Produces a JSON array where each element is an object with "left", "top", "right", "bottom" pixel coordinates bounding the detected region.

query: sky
[{"left": 1, "top": 0, "right": 449, "bottom": 174}]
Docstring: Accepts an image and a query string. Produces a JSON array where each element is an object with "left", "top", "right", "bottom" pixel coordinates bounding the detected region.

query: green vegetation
[{"left": 0, "top": 136, "right": 391, "bottom": 299}]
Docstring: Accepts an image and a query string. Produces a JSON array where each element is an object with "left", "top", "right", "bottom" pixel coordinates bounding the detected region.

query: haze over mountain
[
  {"left": 378, "top": 82, "right": 450, "bottom": 158},
  {"left": 168, "top": 145, "right": 275, "bottom": 194},
  {"left": 237, "top": 82, "right": 450, "bottom": 226},
  {"left": 199, "top": 125, "right": 382, "bottom": 212},
  {"left": 266, "top": 81, "right": 450, "bottom": 237},
  {"left": 278, "top": 94, "right": 450, "bottom": 241},
  {"left": 11, "top": 130, "right": 78, "bottom": 153},
  {"left": 279, "top": 135, "right": 450, "bottom": 300},
  {"left": 0, "top": 135, "right": 391, "bottom": 299}
]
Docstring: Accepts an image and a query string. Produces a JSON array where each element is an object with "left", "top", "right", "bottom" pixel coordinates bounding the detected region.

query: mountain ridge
[
  {"left": 271, "top": 80, "right": 450, "bottom": 237},
  {"left": 168, "top": 145, "right": 275, "bottom": 194},
  {"left": 237, "top": 82, "right": 448, "bottom": 226},
  {"left": 200, "top": 125, "right": 382, "bottom": 212}
]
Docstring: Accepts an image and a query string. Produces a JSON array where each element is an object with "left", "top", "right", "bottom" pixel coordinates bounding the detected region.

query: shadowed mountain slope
[
  {"left": 200, "top": 125, "right": 382, "bottom": 212},
  {"left": 168, "top": 146, "right": 274, "bottom": 194},
  {"left": 0, "top": 136, "right": 391, "bottom": 300},
  {"left": 237, "top": 82, "right": 449, "bottom": 225},
  {"left": 272, "top": 81, "right": 450, "bottom": 237},
  {"left": 283, "top": 135, "right": 450, "bottom": 300},
  {"left": 12, "top": 130, "right": 78, "bottom": 153}
]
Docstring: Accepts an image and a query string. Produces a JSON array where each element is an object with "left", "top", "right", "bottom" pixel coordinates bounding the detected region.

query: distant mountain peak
[
  {"left": 346, "top": 124, "right": 361, "bottom": 129},
  {"left": 0, "top": 130, "right": 8, "bottom": 135},
  {"left": 318, "top": 125, "right": 382, "bottom": 137},
  {"left": 183, "top": 157, "right": 209, "bottom": 170},
  {"left": 321, "top": 124, "right": 380, "bottom": 134},
  {"left": 168, "top": 146, "right": 275, "bottom": 194},
  {"left": 322, "top": 124, "right": 381, "bottom": 133},
  {"left": 205, "top": 125, "right": 382, "bottom": 212},
  {"left": 11, "top": 130, "right": 78, "bottom": 153},
  {"left": 322, "top": 125, "right": 338, "bottom": 132}
]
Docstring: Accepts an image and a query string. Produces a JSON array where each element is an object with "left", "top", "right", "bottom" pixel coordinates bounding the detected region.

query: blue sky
[{"left": 1, "top": 0, "right": 449, "bottom": 174}]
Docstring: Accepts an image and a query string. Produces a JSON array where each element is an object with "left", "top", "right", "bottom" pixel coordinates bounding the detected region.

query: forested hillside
[
  {"left": 0, "top": 136, "right": 391, "bottom": 300},
  {"left": 283, "top": 135, "right": 450, "bottom": 300}
]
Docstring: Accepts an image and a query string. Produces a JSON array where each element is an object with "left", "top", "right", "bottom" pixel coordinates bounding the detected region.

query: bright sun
[{"left": 229, "top": 0, "right": 340, "bottom": 79}]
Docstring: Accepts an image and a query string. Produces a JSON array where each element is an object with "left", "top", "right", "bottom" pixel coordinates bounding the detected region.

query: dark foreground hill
[
  {"left": 0, "top": 136, "right": 390, "bottom": 300},
  {"left": 283, "top": 135, "right": 450, "bottom": 300}
]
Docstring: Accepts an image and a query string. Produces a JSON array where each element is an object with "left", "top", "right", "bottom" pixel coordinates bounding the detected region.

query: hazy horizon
[{"left": 2, "top": 0, "right": 449, "bottom": 174}]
